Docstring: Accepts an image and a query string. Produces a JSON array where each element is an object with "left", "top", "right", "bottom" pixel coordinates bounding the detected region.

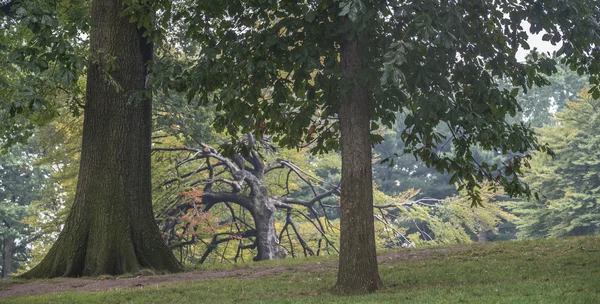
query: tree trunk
[
  {"left": 2, "top": 236, "right": 14, "bottom": 278},
  {"left": 248, "top": 173, "right": 287, "bottom": 261},
  {"left": 21, "top": 0, "right": 182, "bottom": 278},
  {"left": 334, "top": 36, "right": 382, "bottom": 293},
  {"left": 477, "top": 230, "right": 488, "bottom": 242},
  {"left": 252, "top": 201, "right": 287, "bottom": 261}
]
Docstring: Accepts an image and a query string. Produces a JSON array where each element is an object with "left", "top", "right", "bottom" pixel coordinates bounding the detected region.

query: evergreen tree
[
  {"left": 0, "top": 142, "right": 47, "bottom": 278},
  {"left": 513, "top": 90, "right": 600, "bottom": 238}
]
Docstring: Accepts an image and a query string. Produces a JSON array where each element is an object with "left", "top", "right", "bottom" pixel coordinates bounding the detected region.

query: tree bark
[
  {"left": 252, "top": 200, "right": 287, "bottom": 261},
  {"left": 244, "top": 170, "right": 287, "bottom": 261},
  {"left": 477, "top": 230, "right": 488, "bottom": 242},
  {"left": 334, "top": 36, "right": 382, "bottom": 293},
  {"left": 21, "top": 0, "right": 182, "bottom": 278},
  {"left": 2, "top": 236, "right": 14, "bottom": 278}
]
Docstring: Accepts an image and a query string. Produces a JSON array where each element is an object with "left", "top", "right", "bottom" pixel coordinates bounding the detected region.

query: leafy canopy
[
  {"left": 0, "top": 0, "right": 89, "bottom": 148},
  {"left": 148, "top": 0, "right": 600, "bottom": 204},
  {"left": 3, "top": 1, "right": 600, "bottom": 204}
]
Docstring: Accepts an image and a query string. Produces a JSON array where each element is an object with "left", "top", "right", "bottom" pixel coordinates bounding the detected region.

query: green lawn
[{"left": 3, "top": 236, "right": 600, "bottom": 303}]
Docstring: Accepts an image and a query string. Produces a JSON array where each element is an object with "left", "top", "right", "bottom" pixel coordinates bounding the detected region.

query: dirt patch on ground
[
  {"left": 0, "top": 266, "right": 293, "bottom": 300},
  {"left": 0, "top": 243, "right": 493, "bottom": 300}
]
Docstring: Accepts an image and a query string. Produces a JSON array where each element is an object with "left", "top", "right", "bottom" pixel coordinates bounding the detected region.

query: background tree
[
  {"left": 512, "top": 90, "right": 600, "bottom": 238},
  {"left": 0, "top": 142, "right": 47, "bottom": 278},
  {"left": 153, "top": 132, "right": 514, "bottom": 265},
  {"left": 373, "top": 186, "right": 516, "bottom": 247},
  {"left": 373, "top": 116, "right": 456, "bottom": 198},
  {"left": 513, "top": 63, "right": 588, "bottom": 127},
  {"left": 152, "top": 91, "right": 217, "bottom": 147},
  {"left": 13, "top": 110, "right": 83, "bottom": 273},
  {"left": 153, "top": 137, "right": 341, "bottom": 263},
  {"left": 373, "top": 64, "right": 588, "bottom": 200}
]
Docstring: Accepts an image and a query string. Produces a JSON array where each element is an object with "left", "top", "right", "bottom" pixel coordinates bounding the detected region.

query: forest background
[{"left": 2, "top": 62, "right": 597, "bottom": 277}]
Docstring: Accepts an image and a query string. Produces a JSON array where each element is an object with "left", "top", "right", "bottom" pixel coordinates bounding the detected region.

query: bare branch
[
  {"left": 287, "top": 213, "right": 315, "bottom": 257},
  {"left": 202, "top": 192, "right": 253, "bottom": 210},
  {"left": 282, "top": 188, "right": 340, "bottom": 207},
  {"left": 294, "top": 210, "right": 339, "bottom": 253}
]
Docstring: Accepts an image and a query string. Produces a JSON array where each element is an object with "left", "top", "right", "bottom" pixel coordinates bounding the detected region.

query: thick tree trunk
[
  {"left": 252, "top": 201, "right": 287, "bottom": 261},
  {"left": 199, "top": 168, "right": 287, "bottom": 262},
  {"left": 248, "top": 174, "right": 286, "bottom": 261},
  {"left": 334, "top": 37, "right": 382, "bottom": 293},
  {"left": 2, "top": 236, "right": 14, "bottom": 278},
  {"left": 21, "top": 0, "right": 182, "bottom": 278}
]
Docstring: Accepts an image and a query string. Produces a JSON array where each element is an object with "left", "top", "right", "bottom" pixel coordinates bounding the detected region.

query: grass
[
  {"left": 3, "top": 236, "right": 600, "bottom": 303},
  {"left": 185, "top": 253, "right": 339, "bottom": 271}
]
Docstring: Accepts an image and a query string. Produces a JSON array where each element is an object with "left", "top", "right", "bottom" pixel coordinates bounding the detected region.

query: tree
[
  {"left": 513, "top": 63, "right": 588, "bottom": 127},
  {"left": 153, "top": 136, "right": 516, "bottom": 263},
  {"left": 512, "top": 90, "right": 600, "bottom": 238},
  {"left": 372, "top": 63, "right": 588, "bottom": 200},
  {"left": 147, "top": 0, "right": 600, "bottom": 293},
  {"left": 19, "top": 0, "right": 182, "bottom": 278},
  {"left": 0, "top": 0, "right": 85, "bottom": 150},
  {"left": 15, "top": 109, "right": 83, "bottom": 272},
  {"left": 373, "top": 187, "right": 516, "bottom": 247},
  {"left": 15, "top": 75, "right": 219, "bottom": 274},
  {"left": 373, "top": 115, "right": 456, "bottom": 199},
  {"left": 0, "top": 142, "right": 47, "bottom": 278},
  {"left": 153, "top": 137, "right": 340, "bottom": 263},
  {"left": 335, "top": 19, "right": 382, "bottom": 292},
  {"left": 152, "top": 92, "right": 217, "bottom": 147}
]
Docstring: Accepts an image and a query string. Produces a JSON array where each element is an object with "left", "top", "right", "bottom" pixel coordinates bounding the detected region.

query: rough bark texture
[
  {"left": 234, "top": 167, "right": 287, "bottom": 261},
  {"left": 334, "top": 37, "right": 382, "bottom": 293},
  {"left": 252, "top": 199, "right": 287, "bottom": 261},
  {"left": 21, "top": 0, "right": 183, "bottom": 278},
  {"left": 2, "top": 236, "right": 14, "bottom": 278}
]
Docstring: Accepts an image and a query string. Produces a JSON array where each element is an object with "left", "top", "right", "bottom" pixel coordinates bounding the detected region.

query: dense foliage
[
  {"left": 0, "top": 142, "right": 47, "bottom": 277},
  {"left": 147, "top": 0, "right": 600, "bottom": 204},
  {"left": 512, "top": 90, "right": 600, "bottom": 238}
]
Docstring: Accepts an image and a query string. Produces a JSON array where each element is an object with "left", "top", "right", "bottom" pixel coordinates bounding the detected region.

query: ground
[
  {"left": 1, "top": 236, "right": 599, "bottom": 303},
  {"left": 0, "top": 246, "right": 441, "bottom": 299}
]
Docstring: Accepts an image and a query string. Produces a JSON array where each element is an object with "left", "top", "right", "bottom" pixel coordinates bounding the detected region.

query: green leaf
[{"left": 305, "top": 10, "right": 317, "bottom": 23}]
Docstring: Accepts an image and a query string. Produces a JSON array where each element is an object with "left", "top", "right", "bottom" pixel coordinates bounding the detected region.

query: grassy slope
[{"left": 3, "top": 236, "right": 600, "bottom": 304}]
